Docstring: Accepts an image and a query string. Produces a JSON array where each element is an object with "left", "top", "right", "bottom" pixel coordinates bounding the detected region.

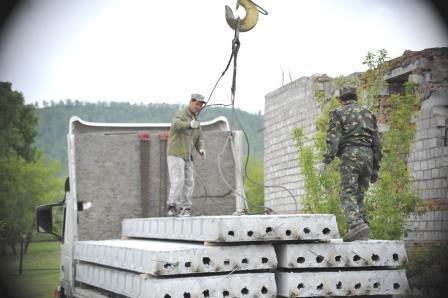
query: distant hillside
[{"left": 36, "top": 100, "right": 264, "bottom": 175}]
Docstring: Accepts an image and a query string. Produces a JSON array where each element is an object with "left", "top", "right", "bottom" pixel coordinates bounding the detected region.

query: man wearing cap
[
  {"left": 319, "top": 86, "right": 382, "bottom": 241},
  {"left": 166, "top": 93, "right": 206, "bottom": 217}
]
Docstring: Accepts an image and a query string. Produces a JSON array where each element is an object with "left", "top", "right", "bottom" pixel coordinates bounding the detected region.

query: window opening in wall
[{"left": 386, "top": 72, "right": 409, "bottom": 96}]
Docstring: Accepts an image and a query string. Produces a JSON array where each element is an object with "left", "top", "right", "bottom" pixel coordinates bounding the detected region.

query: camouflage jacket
[
  {"left": 323, "top": 100, "right": 382, "bottom": 170},
  {"left": 167, "top": 107, "right": 204, "bottom": 161}
]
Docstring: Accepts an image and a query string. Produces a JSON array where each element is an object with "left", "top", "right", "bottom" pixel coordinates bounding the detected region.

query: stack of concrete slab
[
  {"left": 275, "top": 240, "right": 409, "bottom": 297},
  {"left": 74, "top": 214, "right": 410, "bottom": 297},
  {"left": 75, "top": 240, "right": 278, "bottom": 297}
]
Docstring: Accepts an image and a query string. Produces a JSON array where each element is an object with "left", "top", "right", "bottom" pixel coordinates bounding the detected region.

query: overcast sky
[{"left": 0, "top": 0, "right": 447, "bottom": 114}]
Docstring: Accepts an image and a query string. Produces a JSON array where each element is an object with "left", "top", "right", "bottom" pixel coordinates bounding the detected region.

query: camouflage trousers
[
  {"left": 339, "top": 147, "right": 373, "bottom": 228},
  {"left": 167, "top": 156, "right": 194, "bottom": 209}
]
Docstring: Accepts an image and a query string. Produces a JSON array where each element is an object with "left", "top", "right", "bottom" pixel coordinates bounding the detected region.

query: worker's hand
[
  {"left": 190, "top": 120, "right": 200, "bottom": 129},
  {"left": 199, "top": 149, "right": 206, "bottom": 159},
  {"left": 318, "top": 163, "right": 327, "bottom": 175},
  {"left": 370, "top": 171, "right": 379, "bottom": 183}
]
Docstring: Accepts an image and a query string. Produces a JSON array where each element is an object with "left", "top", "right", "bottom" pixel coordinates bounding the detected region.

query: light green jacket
[{"left": 167, "top": 107, "right": 204, "bottom": 160}]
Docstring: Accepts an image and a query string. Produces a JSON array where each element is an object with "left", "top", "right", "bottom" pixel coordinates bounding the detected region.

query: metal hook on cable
[{"left": 225, "top": 0, "right": 267, "bottom": 32}]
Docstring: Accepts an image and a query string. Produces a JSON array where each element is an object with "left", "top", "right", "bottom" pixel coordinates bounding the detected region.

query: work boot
[
  {"left": 179, "top": 208, "right": 191, "bottom": 217},
  {"left": 166, "top": 205, "right": 177, "bottom": 217},
  {"left": 343, "top": 223, "right": 369, "bottom": 242}
]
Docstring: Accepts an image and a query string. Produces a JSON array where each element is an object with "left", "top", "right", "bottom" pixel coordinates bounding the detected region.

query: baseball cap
[{"left": 191, "top": 93, "right": 206, "bottom": 103}]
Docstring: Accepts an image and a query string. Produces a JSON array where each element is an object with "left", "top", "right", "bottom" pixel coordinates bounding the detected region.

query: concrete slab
[
  {"left": 276, "top": 239, "right": 407, "bottom": 269},
  {"left": 276, "top": 269, "right": 409, "bottom": 297},
  {"left": 74, "top": 239, "right": 277, "bottom": 275},
  {"left": 73, "top": 288, "right": 110, "bottom": 298},
  {"left": 122, "top": 214, "right": 339, "bottom": 242},
  {"left": 76, "top": 262, "right": 277, "bottom": 298}
]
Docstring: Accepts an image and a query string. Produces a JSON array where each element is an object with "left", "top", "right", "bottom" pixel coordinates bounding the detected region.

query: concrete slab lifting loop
[{"left": 225, "top": 0, "right": 263, "bottom": 32}]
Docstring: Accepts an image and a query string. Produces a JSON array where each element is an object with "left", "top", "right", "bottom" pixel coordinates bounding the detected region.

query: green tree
[
  {"left": 362, "top": 49, "right": 390, "bottom": 112},
  {"left": 0, "top": 82, "right": 38, "bottom": 160},
  {"left": 0, "top": 153, "right": 63, "bottom": 254},
  {"left": 244, "top": 156, "right": 265, "bottom": 213},
  {"left": 0, "top": 82, "right": 63, "bottom": 254}
]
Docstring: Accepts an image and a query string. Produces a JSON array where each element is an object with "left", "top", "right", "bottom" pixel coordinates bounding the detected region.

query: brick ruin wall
[
  {"left": 264, "top": 48, "right": 448, "bottom": 245},
  {"left": 388, "top": 48, "right": 448, "bottom": 245}
]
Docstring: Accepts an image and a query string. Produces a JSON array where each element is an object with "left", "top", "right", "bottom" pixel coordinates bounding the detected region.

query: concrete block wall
[
  {"left": 405, "top": 93, "right": 448, "bottom": 243},
  {"left": 407, "top": 98, "right": 448, "bottom": 201},
  {"left": 405, "top": 210, "right": 448, "bottom": 242},
  {"left": 264, "top": 76, "right": 321, "bottom": 213}
]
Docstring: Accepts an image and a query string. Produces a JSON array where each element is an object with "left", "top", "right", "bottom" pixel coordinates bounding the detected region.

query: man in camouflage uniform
[
  {"left": 320, "top": 87, "right": 382, "bottom": 241},
  {"left": 166, "top": 93, "right": 206, "bottom": 217}
]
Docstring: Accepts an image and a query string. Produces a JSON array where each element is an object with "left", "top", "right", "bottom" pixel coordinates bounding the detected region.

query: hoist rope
[{"left": 197, "top": 14, "right": 299, "bottom": 214}]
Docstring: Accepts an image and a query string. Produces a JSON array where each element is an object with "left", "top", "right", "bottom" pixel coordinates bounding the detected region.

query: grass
[{"left": 0, "top": 241, "right": 60, "bottom": 298}]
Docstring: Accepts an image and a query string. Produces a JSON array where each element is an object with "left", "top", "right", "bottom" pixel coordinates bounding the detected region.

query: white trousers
[{"left": 167, "top": 155, "right": 194, "bottom": 209}]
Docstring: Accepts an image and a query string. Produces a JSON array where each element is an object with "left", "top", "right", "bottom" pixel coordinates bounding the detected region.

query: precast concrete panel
[
  {"left": 122, "top": 214, "right": 340, "bottom": 242},
  {"left": 276, "top": 239, "right": 407, "bottom": 269},
  {"left": 73, "top": 287, "right": 110, "bottom": 298},
  {"left": 276, "top": 269, "right": 409, "bottom": 297},
  {"left": 75, "top": 239, "right": 277, "bottom": 275},
  {"left": 76, "top": 262, "right": 277, "bottom": 298}
]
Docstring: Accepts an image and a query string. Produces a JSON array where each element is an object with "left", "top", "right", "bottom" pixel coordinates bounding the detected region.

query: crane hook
[{"left": 225, "top": 0, "right": 259, "bottom": 32}]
